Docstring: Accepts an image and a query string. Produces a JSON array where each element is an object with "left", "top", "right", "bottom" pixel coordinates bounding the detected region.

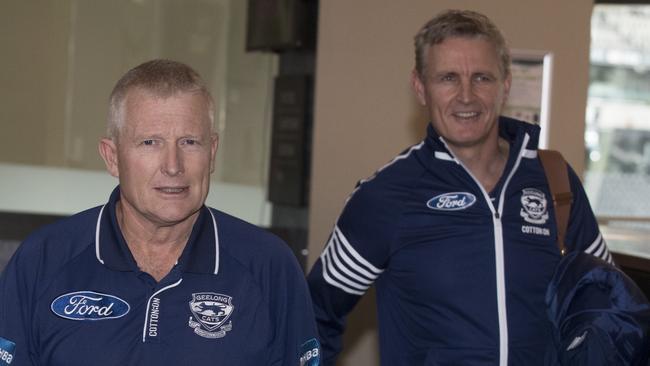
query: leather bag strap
[{"left": 538, "top": 149, "right": 573, "bottom": 255}]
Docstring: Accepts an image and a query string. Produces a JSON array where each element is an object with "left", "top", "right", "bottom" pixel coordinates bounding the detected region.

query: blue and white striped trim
[
  {"left": 522, "top": 148, "right": 537, "bottom": 159},
  {"left": 208, "top": 209, "right": 220, "bottom": 275},
  {"left": 95, "top": 205, "right": 221, "bottom": 273},
  {"left": 321, "top": 226, "right": 384, "bottom": 296},
  {"left": 142, "top": 278, "right": 183, "bottom": 342},
  {"left": 95, "top": 204, "right": 107, "bottom": 265},
  {"left": 584, "top": 233, "right": 613, "bottom": 264},
  {"left": 433, "top": 151, "right": 455, "bottom": 161}
]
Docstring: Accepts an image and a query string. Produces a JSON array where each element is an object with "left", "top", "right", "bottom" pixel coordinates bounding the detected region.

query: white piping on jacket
[
  {"left": 142, "top": 278, "right": 183, "bottom": 342},
  {"left": 346, "top": 142, "right": 425, "bottom": 203},
  {"left": 436, "top": 133, "right": 530, "bottom": 366}
]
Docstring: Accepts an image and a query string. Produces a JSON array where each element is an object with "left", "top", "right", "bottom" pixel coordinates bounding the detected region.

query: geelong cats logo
[
  {"left": 520, "top": 188, "right": 549, "bottom": 224},
  {"left": 188, "top": 292, "right": 234, "bottom": 339},
  {"left": 51, "top": 291, "right": 130, "bottom": 320}
]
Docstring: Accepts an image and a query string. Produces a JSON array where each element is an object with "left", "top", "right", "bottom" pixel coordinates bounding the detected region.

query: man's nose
[
  {"left": 162, "top": 145, "right": 184, "bottom": 176},
  {"left": 457, "top": 80, "right": 474, "bottom": 103}
]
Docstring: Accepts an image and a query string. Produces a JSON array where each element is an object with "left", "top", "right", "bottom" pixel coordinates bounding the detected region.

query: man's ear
[
  {"left": 98, "top": 138, "right": 119, "bottom": 178},
  {"left": 209, "top": 132, "right": 219, "bottom": 173},
  {"left": 411, "top": 69, "right": 427, "bottom": 106}
]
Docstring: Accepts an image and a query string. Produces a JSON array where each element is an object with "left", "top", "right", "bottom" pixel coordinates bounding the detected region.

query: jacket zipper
[{"left": 438, "top": 134, "right": 530, "bottom": 366}]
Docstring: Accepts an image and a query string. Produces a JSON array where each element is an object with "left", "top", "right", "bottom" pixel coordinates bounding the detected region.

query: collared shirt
[{"left": 0, "top": 187, "right": 320, "bottom": 366}]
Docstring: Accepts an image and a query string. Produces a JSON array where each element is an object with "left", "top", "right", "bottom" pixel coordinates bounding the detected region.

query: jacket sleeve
[
  {"left": 564, "top": 165, "right": 613, "bottom": 264},
  {"left": 0, "top": 240, "right": 41, "bottom": 366},
  {"left": 307, "top": 183, "right": 395, "bottom": 365}
]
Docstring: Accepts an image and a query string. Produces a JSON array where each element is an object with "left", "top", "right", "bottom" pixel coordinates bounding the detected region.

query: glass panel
[
  {"left": 585, "top": 4, "right": 650, "bottom": 258},
  {"left": 0, "top": 0, "right": 275, "bottom": 223}
]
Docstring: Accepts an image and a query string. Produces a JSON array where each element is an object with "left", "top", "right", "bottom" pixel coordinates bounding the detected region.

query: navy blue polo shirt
[{"left": 0, "top": 187, "right": 320, "bottom": 366}]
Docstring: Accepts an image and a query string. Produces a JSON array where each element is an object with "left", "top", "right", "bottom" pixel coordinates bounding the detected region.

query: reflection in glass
[
  {"left": 0, "top": 0, "right": 276, "bottom": 224},
  {"left": 585, "top": 5, "right": 650, "bottom": 258}
]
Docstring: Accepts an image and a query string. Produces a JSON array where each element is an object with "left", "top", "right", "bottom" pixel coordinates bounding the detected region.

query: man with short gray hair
[{"left": 0, "top": 59, "right": 320, "bottom": 366}]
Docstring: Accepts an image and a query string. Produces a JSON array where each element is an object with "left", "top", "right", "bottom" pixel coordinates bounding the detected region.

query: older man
[
  {"left": 0, "top": 60, "right": 320, "bottom": 366},
  {"left": 307, "top": 10, "right": 615, "bottom": 366}
]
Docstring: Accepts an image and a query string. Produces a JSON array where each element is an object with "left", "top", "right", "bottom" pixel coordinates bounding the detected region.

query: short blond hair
[{"left": 107, "top": 59, "right": 215, "bottom": 139}]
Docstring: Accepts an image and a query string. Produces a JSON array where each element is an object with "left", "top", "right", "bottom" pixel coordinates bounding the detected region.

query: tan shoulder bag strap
[{"left": 538, "top": 149, "right": 573, "bottom": 255}]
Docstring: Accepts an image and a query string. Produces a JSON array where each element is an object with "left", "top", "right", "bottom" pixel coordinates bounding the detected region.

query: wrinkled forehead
[
  {"left": 121, "top": 89, "right": 213, "bottom": 132},
  {"left": 123, "top": 85, "right": 213, "bottom": 116},
  {"left": 429, "top": 37, "right": 500, "bottom": 64},
  {"left": 426, "top": 36, "right": 506, "bottom": 77},
  {"left": 125, "top": 86, "right": 211, "bottom": 108}
]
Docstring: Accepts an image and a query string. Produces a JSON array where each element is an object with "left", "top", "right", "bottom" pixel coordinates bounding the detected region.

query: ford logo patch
[
  {"left": 51, "top": 291, "right": 130, "bottom": 321},
  {"left": 427, "top": 192, "right": 477, "bottom": 211}
]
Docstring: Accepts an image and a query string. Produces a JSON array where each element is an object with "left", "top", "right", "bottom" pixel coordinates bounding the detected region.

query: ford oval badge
[
  {"left": 427, "top": 192, "right": 477, "bottom": 211},
  {"left": 51, "top": 291, "right": 130, "bottom": 321}
]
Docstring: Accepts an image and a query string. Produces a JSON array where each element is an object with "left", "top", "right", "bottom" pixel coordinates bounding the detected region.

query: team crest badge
[
  {"left": 520, "top": 188, "right": 549, "bottom": 224},
  {"left": 188, "top": 292, "right": 234, "bottom": 339}
]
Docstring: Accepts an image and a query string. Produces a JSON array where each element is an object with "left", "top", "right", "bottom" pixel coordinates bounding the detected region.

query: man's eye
[
  {"left": 440, "top": 74, "right": 456, "bottom": 82},
  {"left": 143, "top": 139, "right": 155, "bottom": 146},
  {"left": 474, "top": 74, "right": 493, "bottom": 82},
  {"left": 183, "top": 139, "right": 199, "bottom": 146}
]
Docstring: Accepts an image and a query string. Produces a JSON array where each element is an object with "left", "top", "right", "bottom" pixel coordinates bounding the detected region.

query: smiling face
[
  {"left": 99, "top": 88, "right": 218, "bottom": 227},
  {"left": 413, "top": 36, "right": 511, "bottom": 152}
]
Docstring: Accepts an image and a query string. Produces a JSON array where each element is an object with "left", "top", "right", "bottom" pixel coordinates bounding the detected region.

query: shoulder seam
[{"left": 346, "top": 141, "right": 425, "bottom": 203}]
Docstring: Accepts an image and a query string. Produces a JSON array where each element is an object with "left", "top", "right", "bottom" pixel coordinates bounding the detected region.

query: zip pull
[{"left": 494, "top": 212, "right": 501, "bottom": 219}]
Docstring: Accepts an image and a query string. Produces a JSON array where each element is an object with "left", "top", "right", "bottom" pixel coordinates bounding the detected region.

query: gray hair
[
  {"left": 107, "top": 59, "right": 215, "bottom": 139},
  {"left": 414, "top": 9, "right": 511, "bottom": 79}
]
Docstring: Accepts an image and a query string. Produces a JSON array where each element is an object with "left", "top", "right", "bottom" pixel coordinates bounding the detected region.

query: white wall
[{"left": 0, "top": 163, "right": 270, "bottom": 226}]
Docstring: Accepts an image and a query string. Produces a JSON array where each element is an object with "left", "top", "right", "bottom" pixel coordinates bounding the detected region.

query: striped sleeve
[
  {"left": 307, "top": 143, "right": 420, "bottom": 365},
  {"left": 583, "top": 233, "right": 613, "bottom": 264},
  {"left": 308, "top": 177, "right": 403, "bottom": 365},
  {"left": 308, "top": 217, "right": 391, "bottom": 365},
  {"left": 564, "top": 165, "right": 614, "bottom": 264},
  {"left": 320, "top": 226, "right": 384, "bottom": 296}
]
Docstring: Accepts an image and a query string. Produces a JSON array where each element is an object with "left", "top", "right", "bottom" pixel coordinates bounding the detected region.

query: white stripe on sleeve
[
  {"left": 320, "top": 225, "right": 384, "bottom": 296},
  {"left": 584, "top": 233, "right": 604, "bottom": 254},
  {"left": 583, "top": 233, "right": 614, "bottom": 264}
]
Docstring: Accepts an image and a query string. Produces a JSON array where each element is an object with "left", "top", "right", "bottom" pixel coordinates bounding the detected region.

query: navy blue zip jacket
[{"left": 308, "top": 117, "right": 613, "bottom": 365}]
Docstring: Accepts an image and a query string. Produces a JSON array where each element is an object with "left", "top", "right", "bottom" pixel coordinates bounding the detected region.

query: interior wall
[
  {"left": 0, "top": 1, "right": 69, "bottom": 167},
  {"left": 308, "top": 1, "right": 593, "bottom": 364}
]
